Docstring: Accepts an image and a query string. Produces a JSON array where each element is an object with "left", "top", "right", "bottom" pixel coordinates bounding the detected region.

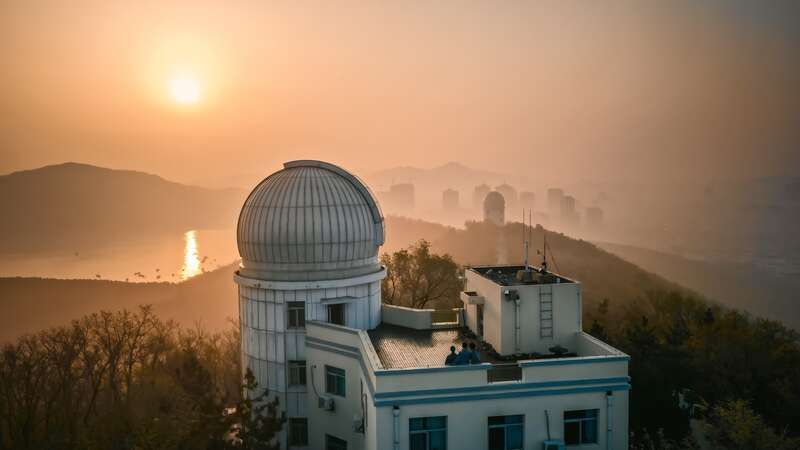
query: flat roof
[
  {"left": 469, "top": 265, "right": 574, "bottom": 286},
  {"left": 368, "top": 324, "right": 473, "bottom": 369}
]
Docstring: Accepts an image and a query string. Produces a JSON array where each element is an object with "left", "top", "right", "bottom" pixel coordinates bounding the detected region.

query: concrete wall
[
  {"left": 374, "top": 389, "right": 629, "bottom": 450},
  {"left": 381, "top": 304, "right": 433, "bottom": 329},
  {"left": 236, "top": 270, "right": 384, "bottom": 449},
  {"left": 464, "top": 270, "right": 582, "bottom": 356}
]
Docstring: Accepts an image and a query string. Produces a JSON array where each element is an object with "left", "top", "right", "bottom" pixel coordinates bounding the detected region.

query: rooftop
[
  {"left": 470, "top": 265, "right": 574, "bottom": 286},
  {"left": 368, "top": 323, "right": 471, "bottom": 369}
]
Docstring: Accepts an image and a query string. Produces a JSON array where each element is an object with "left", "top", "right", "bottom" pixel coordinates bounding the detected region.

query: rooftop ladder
[{"left": 539, "top": 285, "right": 554, "bottom": 338}]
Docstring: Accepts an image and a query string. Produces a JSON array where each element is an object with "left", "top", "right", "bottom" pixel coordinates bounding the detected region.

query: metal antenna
[{"left": 522, "top": 209, "right": 529, "bottom": 269}]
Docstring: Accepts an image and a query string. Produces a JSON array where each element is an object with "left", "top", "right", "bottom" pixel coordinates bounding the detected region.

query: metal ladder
[{"left": 539, "top": 285, "right": 554, "bottom": 338}]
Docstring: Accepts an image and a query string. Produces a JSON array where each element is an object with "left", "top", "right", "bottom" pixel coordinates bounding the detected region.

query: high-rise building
[
  {"left": 547, "top": 188, "right": 564, "bottom": 213},
  {"left": 472, "top": 183, "right": 491, "bottom": 211},
  {"left": 495, "top": 183, "right": 518, "bottom": 217},
  {"left": 442, "top": 188, "right": 459, "bottom": 211}
]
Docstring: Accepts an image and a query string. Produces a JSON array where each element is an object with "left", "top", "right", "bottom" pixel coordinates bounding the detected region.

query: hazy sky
[{"left": 2, "top": 1, "right": 798, "bottom": 187}]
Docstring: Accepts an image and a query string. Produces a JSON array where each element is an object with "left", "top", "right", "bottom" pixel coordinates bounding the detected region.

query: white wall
[
  {"left": 373, "top": 389, "right": 629, "bottom": 450},
  {"left": 464, "top": 270, "right": 583, "bottom": 356}
]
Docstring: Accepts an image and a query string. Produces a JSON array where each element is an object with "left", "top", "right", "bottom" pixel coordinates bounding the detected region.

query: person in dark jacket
[
  {"left": 444, "top": 346, "right": 458, "bottom": 365},
  {"left": 469, "top": 342, "right": 481, "bottom": 364},
  {"left": 453, "top": 342, "right": 472, "bottom": 365}
]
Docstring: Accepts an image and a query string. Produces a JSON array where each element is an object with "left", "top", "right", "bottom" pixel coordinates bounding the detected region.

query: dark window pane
[
  {"left": 488, "top": 416, "right": 504, "bottom": 426},
  {"left": 506, "top": 415, "right": 523, "bottom": 424},
  {"left": 564, "top": 410, "right": 584, "bottom": 420},
  {"left": 410, "top": 433, "right": 426, "bottom": 450},
  {"left": 506, "top": 425, "right": 523, "bottom": 449},
  {"left": 582, "top": 418, "right": 598, "bottom": 444},
  {"left": 564, "top": 421, "right": 580, "bottom": 445},
  {"left": 325, "top": 434, "right": 347, "bottom": 450},
  {"left": 489, "top": 427, "right": 505, "bottom": 450},
  {"left": 429, "top": 430, "right": 446, "bottom": 450},
  {"left": 585, "top": 409, "right": 598, "bottom": 418},
  {"left": 410, "top": 418, "right": 424, "bottom": 431},
  {"left": 427, "top": 416, "right": 446, "bottom": 429}
]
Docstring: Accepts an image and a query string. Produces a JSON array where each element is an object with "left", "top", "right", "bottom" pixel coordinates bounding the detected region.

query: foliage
[
  {"left": 593, "top": 290, "right": 800, "bottom": 446},
  {"left": 380, "top": 239, "right": 462, "bottom": 309},
  {"left": 0, "top": 306, "right": 282, "bottom": 450},
  {"left": 703, "top": 400, "right": 800, "bottom": 450}
]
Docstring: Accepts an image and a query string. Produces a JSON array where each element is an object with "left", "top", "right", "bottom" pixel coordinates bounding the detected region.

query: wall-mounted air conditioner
[
  {"left": 318, "top": 396, "right": 335, "bottom": 411},
  {"left": 352, "top": 414, "right": 365, "bottom": 433},
  {"left": 542, "top": 440, "right": 565, "bottom": 450}
]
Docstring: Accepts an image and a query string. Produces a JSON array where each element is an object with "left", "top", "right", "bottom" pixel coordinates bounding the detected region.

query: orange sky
[{"left": 1, "top": 1, "right": 798, "bottom": 187}]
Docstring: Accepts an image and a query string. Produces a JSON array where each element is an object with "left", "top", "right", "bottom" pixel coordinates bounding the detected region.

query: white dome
[{"left": 237, "top": 160, "right": 385, "bottom": 281}]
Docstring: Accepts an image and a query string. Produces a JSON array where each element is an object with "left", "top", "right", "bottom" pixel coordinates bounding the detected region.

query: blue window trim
[{"left": 374, "top": 384, "right": 629, "bottom": 407}]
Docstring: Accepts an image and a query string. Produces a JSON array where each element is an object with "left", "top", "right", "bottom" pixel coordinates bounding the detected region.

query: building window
[
  {"left": 288, "top": 418, "right": 308, "bottom": 447},
  {"left": 488, "top": 415, "right": 524, "bottom": 450},
  {"left": 325, "top": 434, "right": 347, "bottom": 450},
  {"left": 325, "top": 365, "right": 346, "bottom": 397},
  {"left": 288, "top": 302, "right": 305, "bottom": 328},
  {"left": 410, "top": 416, "right": 447, "bottom": 450},
  {"left": 328, "top": 303, "right": 345, "bottom": 325},
  {"left": 288, "top": 360, "right": 306, "bottom": 386},
  {"left": 564, "top": 409, "right": 598, "bottom": 446}
]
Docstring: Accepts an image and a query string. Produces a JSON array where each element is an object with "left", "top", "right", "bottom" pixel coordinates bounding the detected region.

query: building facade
[{"left": 236, "top": 161, "right": 629, "bottom": 450}]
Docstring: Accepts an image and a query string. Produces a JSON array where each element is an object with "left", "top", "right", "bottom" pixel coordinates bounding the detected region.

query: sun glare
[{"left": 169, "top": 76, "right": 201, "bottom": 105}]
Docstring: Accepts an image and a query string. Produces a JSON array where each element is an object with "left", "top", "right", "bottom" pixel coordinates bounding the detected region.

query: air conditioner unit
[
  {"left": 542, "top": 440, "right": 565, "bottom": 450},
  {"left": 352, "top": 414, "right": 365, "bottom": 433},
  {"left": 318, "top": 396, "right": 335, "bottom": 411}
]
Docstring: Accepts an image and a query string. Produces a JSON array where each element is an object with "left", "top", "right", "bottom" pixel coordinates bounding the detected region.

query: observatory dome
[{"left": 237, "top": 160, "right": 385, "bottom": 281}]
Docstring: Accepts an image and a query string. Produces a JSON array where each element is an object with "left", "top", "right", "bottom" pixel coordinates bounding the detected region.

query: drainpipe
[
  {"left": 393, "top": 406, "right": 400, "bottom": 450},
  {"left": 606, "top": 391, "right": 614, "bottom": 450},
  {"left": 514, "top": 298, "right": 521, "bottom": 353}
]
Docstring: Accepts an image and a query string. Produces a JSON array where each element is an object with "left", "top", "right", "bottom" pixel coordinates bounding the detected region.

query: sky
[{"left": 1, "top": 0, "right": 799, "bottom": 188}]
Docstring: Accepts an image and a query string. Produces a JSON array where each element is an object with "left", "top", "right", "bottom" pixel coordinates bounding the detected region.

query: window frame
[
  {"left": 325, "top": 365, "right": 346, "bottom": 397},
  {"left": 288, "top": 360, "right": 307, "bottom": 386},
  {"left": 410, "top": 416, "right": 447, "bottom": 450},
  {"left": 288, "top": 417, "right": 308, "bottom": 447},
  {"left": 327, "top": 303, "right": 345, "bottom": 326},
  {"left": 287, "top": 302, "right": 306, "bottom": 329},
  {"left": 563, "top": 409, "right": 599, "bottom": 446},
  {"left": 487, "top": 415, "right": 524, "bottom": 450}
]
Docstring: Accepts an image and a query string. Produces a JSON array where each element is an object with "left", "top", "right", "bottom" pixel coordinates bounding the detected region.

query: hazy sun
[{"left": 169, "top": 76, "right": 201, "bottom": 105}]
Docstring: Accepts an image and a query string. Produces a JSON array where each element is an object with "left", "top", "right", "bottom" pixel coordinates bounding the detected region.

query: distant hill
[
  {"left": 0, "top": 163, "right": 246, "bottom": 252},
  {"left": 386, "top": 216, "right": 686, "bottom": 316},
  {"left": 0, "top": 263, "right": 239, "bottom": 342},
  {"left": 596, "top": 241, "right": 800, "bottom": 329}
]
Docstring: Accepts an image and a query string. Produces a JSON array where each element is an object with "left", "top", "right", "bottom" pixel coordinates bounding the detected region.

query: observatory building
[{"left": 236, "top": 160, "right": 629, "bottom": 450}]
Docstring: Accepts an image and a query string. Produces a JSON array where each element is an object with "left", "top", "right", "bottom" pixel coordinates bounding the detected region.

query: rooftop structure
[{"left": 236, "top": 160, "right": 629, "bottom": 450}]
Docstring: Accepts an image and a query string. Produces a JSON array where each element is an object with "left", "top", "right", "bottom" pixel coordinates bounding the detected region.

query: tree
[
  {"left": 380, "top": 240, "right": 462, "bottom": 309},
  {"left": 226, "top": 369, "right": 285, "bottom": 450},
  {"left": 703, "top": 400, "right": 800, "bottom": 450}
]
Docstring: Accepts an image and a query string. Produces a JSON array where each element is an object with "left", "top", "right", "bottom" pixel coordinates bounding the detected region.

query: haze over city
[{"left": 1, "top": 1, "right": 799, "bottom": 450}]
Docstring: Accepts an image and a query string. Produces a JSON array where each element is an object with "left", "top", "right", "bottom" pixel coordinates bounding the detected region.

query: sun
[{"left": 168, "top": 75, "right": 201, "bottom": 105}]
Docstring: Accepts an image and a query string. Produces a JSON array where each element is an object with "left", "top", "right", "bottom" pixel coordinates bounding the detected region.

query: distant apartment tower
[
  {"left": 483, "top": 191, "right": 505, "bottom": 226},
  {"left": 519, "top": 191, "right": 536, "bottom": 213},
  {"left": 561, "top": 195, "right": 579, "bottom": 226},
  {"left": 495, "top": 183, "right": 518, "bottom": 217},
  {"left": 442, "top": 188, "right": 459, "bottom": 211},
  {"left": 586, "top": 206, "right": 604, "bottom": 228},
  {"left": 472, "top": 183, "right": 491, "bottom": 211},
  {"left": 547, "top": 188, "right": 564, "bottom": 213}
]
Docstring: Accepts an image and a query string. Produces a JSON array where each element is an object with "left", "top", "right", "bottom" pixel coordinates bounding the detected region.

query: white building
[{"left": 235, "top": 160, "right": 629, "bottom": 450}]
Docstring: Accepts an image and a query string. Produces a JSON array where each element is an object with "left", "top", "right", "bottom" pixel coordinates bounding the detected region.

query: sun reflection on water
[{"left": 182, "top": 230, "right": 202, "bottom": 280}]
